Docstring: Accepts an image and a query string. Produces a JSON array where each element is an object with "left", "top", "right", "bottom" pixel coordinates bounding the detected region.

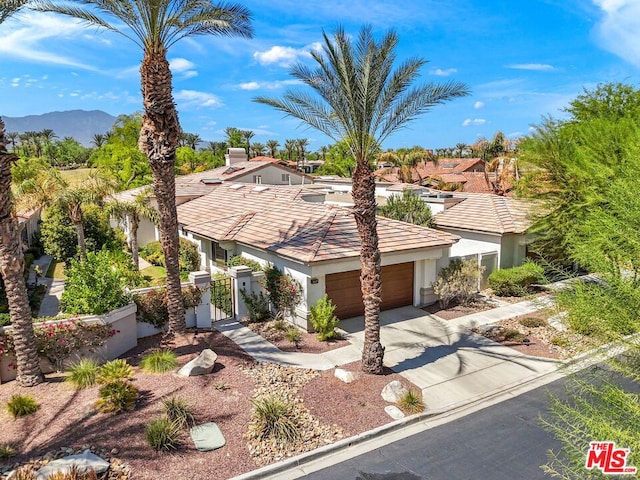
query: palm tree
[
  {"left": 0, "top": 0, "right": 43, "bottom": 387},
  {"left": 256, "top": 26, "right": 468, "bottom": 374},
  {"left": 91, "top": 133, "right": 106, "bottom": 149},
  {"left": 250, "top": 142, "right": 265, "bottom": 158},
  {"left": 455, "top": 142, "right": 467, "bottom": 158},
  {"left": 241, "top": 130, "right": 254, "bottom": 156},
  {"left": 295, "top": 138, "right": 309, "bottom": 171},
  {"left": 181, "top": 132, "right": 201, "bottom": 150},
  {"left": 266, "top": 139, "right": 280, "bottom": 158},
  {"left": 318, "top": 145, "right": 328, "bottom": 162},
  {"left": 36, "top": 0, "right": 252, "bottom": 335},
  {"left": 6, "top": 131, "right": 19, "bottom": 152},
  {"left": 107, "top": 191, "right": 158, "bottom": 269},
  {"left": 284, "top": 139, "right": 296, "bottom": 162}
]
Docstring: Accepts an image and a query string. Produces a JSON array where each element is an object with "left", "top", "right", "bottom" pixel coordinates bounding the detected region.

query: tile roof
[
  {"left": 177, "top": 183, "right": 458, "bottom": 264},
  {"left": 433, "top": 194, "right": 533, "bottom": 234}
]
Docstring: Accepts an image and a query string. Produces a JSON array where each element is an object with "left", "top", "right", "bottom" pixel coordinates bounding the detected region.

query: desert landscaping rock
[
  {"left": 334, "top": 368, "right": 356, "bottom": 383},
  {"left": 384, "top": 405, "right": 406, "bottom": 420},
  {"left": 381, "top": 380, "right": 408, "bottom": 403},
  {"left": 35, "top": 450, "right": 110, "bottom": 480},
  {"left": 177, "top": 348, "right": 217, "bottom": 376},
  {"left": 548, "top": 312, "right": 568, "bottom": 331}
]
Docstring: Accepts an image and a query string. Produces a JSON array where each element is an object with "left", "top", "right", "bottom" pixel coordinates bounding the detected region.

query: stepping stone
[
  {"left": 385, "top": 405, "right": 405, "bottom": 420},
  {"left": 190, "top": 422, "right": 226, "bottom": 452},
  {"left": 36, "top": 450, "right": 109, "bottom": 480}
]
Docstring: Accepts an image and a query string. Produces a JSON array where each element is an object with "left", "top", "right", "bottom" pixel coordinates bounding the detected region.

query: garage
[{"left": 325, "top": 262, "right": 414, "bottom": 319}]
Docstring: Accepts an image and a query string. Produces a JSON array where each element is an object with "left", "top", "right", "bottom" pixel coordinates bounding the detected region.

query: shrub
[
  {"left": 10, "top": 465, "right": 99, "bottom": 480},
  {"left": 503, "top": 328, "right": 526, "bottom": 342},
  {"left": 519, "top": 317, "right": 548, "bottom": 328},
  {"left": 0, "top": 331, "right": 14, "bottom": 357},
  {"left": 139, "top": 241, "right": 165, "bottom": 267},
  {"left": 273, "top": 318, "right": 287, "bottom": 331},
  {"left": 240, "top": 290, "right": 271, "bottom": 323},
  {"left": 433, "top": 259, "right": 484, "bottom": 308},
  {"left": 0, "top": 443, "right": 15, "bottom": 462},
  {"left": 134, "top": 286, "right": 205, "bottom": 329},
  {"left": 97, "top": 359, "right": 134, "bottom": 383},
  {"left": 309, "top": 295, "right": 340, "bottom": 341},
  {"left": 260, "top": 267, "right": 302, "bottom": 317},
  {"left": 60, "top": 251, "right": 132, "bottom": 315},
  {"left": 379, "top": 189, "right": 434, "bottom": 227},
  {"left": 146, "top": 417, "right": 183, "bottom": 451},
  {"left": 6, "top": 394, "right": 39, "bottom": 418},
  {"left": 487, "top": 260, "right": 546, "bottom": 297},
  {"left": 96, "top": 379, "right": 138, "bottom": 413},
  {"left": 66, "top": 358, "right": 100, "bottom": 389},
  {"left": 227, "top": 255, "right": 263, "bottom": 272},
  {"left": 140, "top": 239, "right": 201, "bottom": 272},
  {"left": 250, "top": 396, "right": 299, "bottom": 442},
  {"left": 285, "top": 327, "right": 302, "bottom": 348},
  {"left": 0, "top": 313, "right": 9, "bottom": 327},
  {"left": 163, "top": 397, "right": 195, "bottom": 428},
  {"left": 140, "top": 350, "right": 178, "bottom": 373},
  {"left": 398, "top": 389, "right": 424, "bottom": 414},
  {"left": 551, "top": 336, "right": 570, "bottom": 347}
]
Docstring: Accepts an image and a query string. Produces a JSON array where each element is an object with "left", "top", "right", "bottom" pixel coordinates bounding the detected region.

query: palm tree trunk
[
  {"left": 130, "top": 215, "right": 139, "bottom": 270},
  {"left": 74, "top": 221, "right": 86, "bottom": 259},
  {"left": 0, "top": 120, "right": 43, "bottom": 386},
  {"left": 138, "top": 49, "right": 185, "bottom": 334},
  {"left": 352, "top": 160, "right": 384, "bottom": 374}
]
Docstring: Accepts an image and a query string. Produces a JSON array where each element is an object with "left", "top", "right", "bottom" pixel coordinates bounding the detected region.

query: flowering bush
[
  {"left": 260, "top": 267, "right": 302, "bottom": 317},
  {"left": 0, "top": 332, "right": 14, "bottom": 357},
  {"left": 134, "top": 286, "right": 204, "bottom": 329}
]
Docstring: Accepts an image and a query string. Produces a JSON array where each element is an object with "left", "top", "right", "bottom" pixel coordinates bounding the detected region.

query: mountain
[{"left": 1, "top": 110, "right": 118, "bottom": 146}]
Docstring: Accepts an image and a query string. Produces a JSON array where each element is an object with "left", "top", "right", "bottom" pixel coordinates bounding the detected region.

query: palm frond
[{"left": 0, "top": 0, "right": 29, "bottom": 24}]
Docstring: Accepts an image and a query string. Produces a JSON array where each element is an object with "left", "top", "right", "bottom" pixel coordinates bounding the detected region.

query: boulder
[
  {"left": 334, "top": 368, "right": 356, "bottom": 384},
  {"left": 178, "top": 349, "right": 217, "bottom": 377},
  {"left": 381, "top": 380, "right": 408, "bottom": 403},
  {"left": 36, "top": 450, "right": 110, "bottom": 480},
  {"left": 384, "top": 405, "right": 406, "bottom": 420}
]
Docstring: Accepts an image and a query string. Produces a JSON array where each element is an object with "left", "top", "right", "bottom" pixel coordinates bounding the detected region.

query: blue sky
[{"left": 1, "top": 0, "right": 639, "bottom": 151}]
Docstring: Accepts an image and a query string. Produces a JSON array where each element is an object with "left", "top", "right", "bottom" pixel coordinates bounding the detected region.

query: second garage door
[{"left": 325, "top": 262, "right": 414, "bottom": 319}]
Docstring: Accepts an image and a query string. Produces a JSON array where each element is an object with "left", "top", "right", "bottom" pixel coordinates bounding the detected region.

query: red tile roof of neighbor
[
  {"left": 433, "top": 194, "right": 532, "bottom": 234},
  {"left": 177, "top": 183, "right": 458, "bottom": 264}
]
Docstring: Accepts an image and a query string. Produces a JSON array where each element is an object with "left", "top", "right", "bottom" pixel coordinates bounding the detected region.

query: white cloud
[
  {"left": 593, "top": 0, "right": 640, "bottom": 67},
  {"left": 239, "top": 81, "right": 260, "bottom": 90},
  {"left": 11, "top": 77, "right": 20, "bottom": 87},
  {"left": 174, "top": 90, "right": 223, "bottom": 108},
  {"left": 430, "top": 68, "right": 457, "bottom": 76},
  {"left": 462, "top": 118, "right": 486, "bottom": 126},
  {"left": 474, "top": 101, "right": 484, "bottom": 109},
  {"left": 238, "top": 79, "right": 301, "bottom": 90},
  {"left": 507, "top": 63, "right": 555, "bottom": 71},
  {"left": 253, "top": 42, "right": 321, "bottom": 67},
  {"left": 0, "top": 13, "right": 98, "bottom": 70},
  {"left": 169, "top": 58, "right": 198, "bottom": 80}
]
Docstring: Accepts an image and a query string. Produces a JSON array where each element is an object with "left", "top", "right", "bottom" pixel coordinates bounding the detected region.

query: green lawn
[
  {"left": 140, "top": 265, "right": 166, "bottom": 286},
  {"left": 45, "top": 260, "right": 66, "bottom": 280},
  {"left": 59, "top": 168, "right": 94, "bottom": 185}
]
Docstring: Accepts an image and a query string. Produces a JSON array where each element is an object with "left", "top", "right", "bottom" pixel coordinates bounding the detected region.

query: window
[
  {"left": 253, "top": 175, "right": 262, "bottom": 184},
  {"left": 281, "top": 173, "right": 290, "bottom": 182},
  {"left": 212, "top": 241, "right": 227, "bottom": 266}
]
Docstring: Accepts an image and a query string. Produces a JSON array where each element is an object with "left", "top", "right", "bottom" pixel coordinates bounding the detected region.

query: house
[
  {"left": 175, "top": 183, "right": 458, "bottom": 328},
  {"left": 16, "top": 208, "right": 41, "bottom": 248},
  {"left": 431, "top": 194, "right": 533, "bottom": 287}
]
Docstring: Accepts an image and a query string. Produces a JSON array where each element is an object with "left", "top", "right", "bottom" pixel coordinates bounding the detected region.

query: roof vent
[
  {"left": 253, "top": 186, "right": 269, "bottom": 192},
  {"left": 200, "top": 179, "right": 222, "bottom": 185},
  {"left": 229, "top": 184, "right": 245, "bottom": 190}
]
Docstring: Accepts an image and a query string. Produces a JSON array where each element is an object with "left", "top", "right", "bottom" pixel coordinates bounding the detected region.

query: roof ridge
[
  {"left": 309, "top": 210, "right": 340, "bottom": 262},
  {"left": 222, "top": 211, "right": 257, "bottom": 240}
]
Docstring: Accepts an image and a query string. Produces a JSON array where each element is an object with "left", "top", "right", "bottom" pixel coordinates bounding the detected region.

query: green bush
[
  {"left": 239, "top": 289, "right": 270, "bottom": 323},
  {"left": 0, "top": 313, "right": 10, "bottom": 327},
  {"left": 0, "top": 443, "right": 15, "bottom": 462},
  {"left": 433, "top": 259, "right": 484, "bottom": 308},
  {"left": 97, "top": 359, "right": 134, "bottom": 383},
  {"left": 503, "top": 328, "right": 526, "bottom": 342},
  {"left": 398, "top": 389, "right": 424, "bottom": 414},
  {"left": 139, "top": 241, "right": 165, "bottom": 267},
  {"left": 6, "top": 394, "right": 39, "bottom": 418},
  {"left": 309, "top": 295, "right": 340, "bottom": 341},
  {"left": 140, "top": 350, "right": 178, "bottom": 373},
  {"left": 60, "top": 250, "right": 131, "bottom": 315},
  {"left": 146, "top": 417, "right": 183, "bottom": 451},
  {"left": 96, "top": 379, "right": 138, "bottom": 413},
  {"left": 140, "top": 239, "right": 201, "bottom": 272},
  {"left": 134, "top": 286, "right": 204, "bottom": 329},
  {"left": 227, "top": 255, "right": 263, "bottom": 272},
  {"left": 249, "top": 396, "right": 300, "bottom": 442},
  {"left": 66, "top": 358, "right": 100, "bottom": 389},
  {"left": 163, "top": 397, "right": 195, "bottom": 428},
  {"left": 487, "top": 260, "right": 546, "bottom": 297}
]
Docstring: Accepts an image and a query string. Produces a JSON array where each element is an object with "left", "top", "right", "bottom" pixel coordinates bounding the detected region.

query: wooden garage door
[{"left": 326, "top": 262, "right": 414, "bottom": 319}]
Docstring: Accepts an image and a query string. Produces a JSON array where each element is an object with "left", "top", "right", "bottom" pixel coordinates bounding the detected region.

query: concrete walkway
[
  {"left": 31, "top": 255, "right": 65, "bottom": 318},
  {"left": 215, "top": 296, "right": 559, "bottom": 412}
]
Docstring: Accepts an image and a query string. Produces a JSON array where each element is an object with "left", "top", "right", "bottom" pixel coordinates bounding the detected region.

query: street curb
[{"left": 231, "top": 336, "right": 639, "bottom": 480}]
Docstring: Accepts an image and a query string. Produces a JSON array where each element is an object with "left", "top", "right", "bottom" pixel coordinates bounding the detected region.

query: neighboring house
[
  {"left": 431, "top": 194, "right": 533, "bottom": 287},
  {"left": 16, "top": 208, "right": 41, "bottom": 248},
  {"left": 176, "top": 183, "right": 458, "bottom": 328}
]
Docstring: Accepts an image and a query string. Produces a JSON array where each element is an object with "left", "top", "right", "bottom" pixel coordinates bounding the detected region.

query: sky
[{"left": 2, "top": 0, "right": 640, "bottom": 151}]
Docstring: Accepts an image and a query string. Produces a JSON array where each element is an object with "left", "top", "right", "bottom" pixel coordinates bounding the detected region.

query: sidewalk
[{"left": 30, "top": 255, "right": 65, "bottom": 318}]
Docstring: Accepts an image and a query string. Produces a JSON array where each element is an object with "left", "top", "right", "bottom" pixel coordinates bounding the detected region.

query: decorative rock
[
  {"left": 334, "top": 368, "right": 355, "bottom": 384},
  {"left": 384, "top": 405, "right": 405, "bottom": 420},
  {"left": 548, "top": 312, "right": 568, "bottom": 332},
  {"left": 381, "top": 380, "right": 408, "bottom": 403},
  {"left": 177, "top": 349, "right": 217, "bottom": 377},
  {"left": 110, "top": 448, "right": 119, "bottom": 455},
  {"left": 35, "top": 450, "right": 110, "bottom": 480}
]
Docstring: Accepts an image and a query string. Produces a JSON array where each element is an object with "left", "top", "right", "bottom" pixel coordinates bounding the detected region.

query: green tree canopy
[{"left": 379, "top": 190, "right": 433, "bottom": 227}]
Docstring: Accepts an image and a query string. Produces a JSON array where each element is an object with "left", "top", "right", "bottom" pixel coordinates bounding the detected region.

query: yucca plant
[
  {"left": 6, "top": 394, "right": 39, "bottom": 418},
  {"left": 398, "top": 389, "right": 424, "bottom": 414},
  {"left": 146, "top": 417, "right": 183, "bottom": 451},
  {"left": 66, "top": 358, "right": 99, "bottom": 389},
  {"left": 97, "top": 359, "right": 134, "bottom": 383},
  {"left": 95, "top": 379, "right": 138, "bottom": 414},
  {"left": 0, "top": 443, "right": 15, "bottom": 462},
  {"left": 140, "top": 350, "right": 178, "bottom": 373},
  {"left": 162, "top": 397, "right": 195, "bottom": 428}
]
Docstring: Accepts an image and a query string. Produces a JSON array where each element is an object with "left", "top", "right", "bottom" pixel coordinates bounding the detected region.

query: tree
[
  {"left": 180, "top": 132, "right": 201, "bottom": 150},
  {"left": 241, "top": 130, "right": 254, "bottom": 156},
  {"left": 379, "top": 190, "right": 433, "bottom": 227},
  {"left": 107, "top": 191, "right": 158, "bottom": 269},
  {"left": 315, "top": 140, "right": 355, "bottom": 177},
  {"left": 266, "top": 139, "right": 280, "bottom": 158},
  {"left": 224, "top": 127, "right": 244, "bottom": 148},
  {"left": 91, "top": 133, "right": 106, "bottom": 149},
  {"left": 36, "top": 0, "right": 252, "bottom": 335},
  {"left": 565, "top": 82, "right": 640, "bottom": 122},
  {"left": 284, "top": 139, "right": 296, "bottom": 161},
  {"left": 256, "top": 25, "right": 468, "bottom": 374},
  {"left": 0, "top": 0, "right": 43, "bottom": 387},
  {"left": 250, "top": 142, "right": 265, "bottom": 158},
  {"left": 455, "top": 142, "right": 467, "bottom": 158},
  {"left": 295, "top": 138, "right": 309, "bottom": 171}
]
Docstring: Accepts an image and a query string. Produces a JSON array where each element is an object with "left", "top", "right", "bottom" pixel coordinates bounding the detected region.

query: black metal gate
[{"left": 210, "top": 276, "right": 234, "bottom": 321}]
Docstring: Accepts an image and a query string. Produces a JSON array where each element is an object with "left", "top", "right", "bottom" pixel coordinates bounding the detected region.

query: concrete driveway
[{"left": 338, "top": 306, "right": 559, "bottom": 411}]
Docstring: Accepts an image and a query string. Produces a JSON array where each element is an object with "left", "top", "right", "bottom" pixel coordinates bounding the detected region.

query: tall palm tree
[
  {"left": 266, "top": 139, "right": 280, "bottom": 158},
  {"left": 318, "top": 145, "right": 328, "bottom": 162},
  {"left": 6, "top": 131, "right": 19, "bottom": 152},
  {"left": 107, "top": 191, "right": 158, "bottom": 269},
  {"left": 250, "top": 142, "right": 265, "bottom": 158},
  {"left": 295, "top": 137, "right": 309, "bottom": 171},
  {"left": 256, "top": 26, "right": 468, "bottom": 374},
  {"left": 36, "top": 0, "right": 252, "bottom": 334},
  {"left": 284, "top": 139, "right": 296, "bottom": 162},
  {"left": 455, "top": 142, "right": 467, "bottom": 158},
  {"left": 0, "top": 0, "right": 43, "bottom": 387},
  {"left": 241, "top": 130, "right": 254, "bottom": 156},
  {"left": 91, "top": 133, "right": 106, "bottom": 149},
  {"left": 181, "top": 132, "right": 201, "bottom": 150}
]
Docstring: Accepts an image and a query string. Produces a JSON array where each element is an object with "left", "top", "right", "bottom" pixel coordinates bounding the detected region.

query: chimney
[{"left": 225, "top": 147, "right": 248, "bottom": 166}]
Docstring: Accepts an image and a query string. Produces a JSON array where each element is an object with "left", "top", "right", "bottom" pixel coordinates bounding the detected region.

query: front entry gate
[{"left": 210, "top": 276, "right": 234, "bottom": 321}]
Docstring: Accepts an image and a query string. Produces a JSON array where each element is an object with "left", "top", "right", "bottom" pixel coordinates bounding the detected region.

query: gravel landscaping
[{"left": 244, "top": 319, "right": 349, "bottom": 353}]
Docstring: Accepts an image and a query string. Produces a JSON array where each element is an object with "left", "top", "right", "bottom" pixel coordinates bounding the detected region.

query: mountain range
[{"left": 2, "top": 110, "right": 118, "bottom": 146}]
